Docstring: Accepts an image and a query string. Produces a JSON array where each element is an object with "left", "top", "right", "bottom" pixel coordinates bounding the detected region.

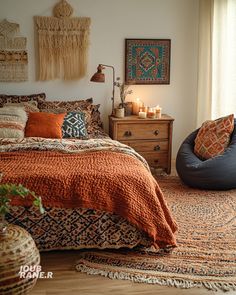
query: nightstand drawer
[
  {"left": 124, "top": 140, "right": 168, "bottom": 152},
  {"left": 109, "top": 115, "right": 174, "bottom": 174},
  {"left": 117, "top": 123, "right": 169, "bottom": 140},
  {"left": 139, "top": 152, "right": 168, "bottom": 169}
]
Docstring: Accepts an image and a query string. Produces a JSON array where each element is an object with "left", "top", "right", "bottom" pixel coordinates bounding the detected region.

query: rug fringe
[{"left": 75, "top": 262, "right": 236, "bottom": 292}]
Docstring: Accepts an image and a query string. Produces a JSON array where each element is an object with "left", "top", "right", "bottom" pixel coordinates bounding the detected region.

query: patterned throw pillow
[
  {"left": 194, "top": 114, "right": 234, "bottom": 160},
  {"left": 37, "top": 98, "right": 93, "bottom": 112},
  {"left": 0, "top": 106, "right": 28, "bottom": 138},
  {"left": 40, "top": 108, "right": 67, "bottom": 114},
  {"left": 25, "top": 112, "right": 66, "bottom": 139},
  {"left": 38, "top": 98, "right": 92, "bottom": 129},
  {"left": 87, "top": 104, "right": 103, "bottom": 130},
  {"left": 37, "top": 98, "right": 104, "bottom": 133},
  {"left": 4, "top": 101, "right": 40, "bottom": 113},
  {"left": 0, "top": 93, "right": 46, "bottom": 108},
  {"left": 62, "top": 112, "right": 88, "bottom": 139}
]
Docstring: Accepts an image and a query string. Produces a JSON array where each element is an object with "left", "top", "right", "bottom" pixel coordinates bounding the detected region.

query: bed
[{"left": 0, "top": 94, "right": 177, "bottom": 252}]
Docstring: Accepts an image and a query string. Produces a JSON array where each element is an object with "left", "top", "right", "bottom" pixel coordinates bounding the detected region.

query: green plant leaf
[
  {"left": 0, "top": 186, "right": 8, "bottom": 196},
  {"left": 0, "top": 205, "right": 9, "bottom": 215},
  {"left": 0, "top": 183, "right": 44, "bottom": 216}
]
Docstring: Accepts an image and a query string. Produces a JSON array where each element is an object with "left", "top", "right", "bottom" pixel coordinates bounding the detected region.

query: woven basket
[{"left": 0, "top": 224, "right": 40, "bottom": 295}]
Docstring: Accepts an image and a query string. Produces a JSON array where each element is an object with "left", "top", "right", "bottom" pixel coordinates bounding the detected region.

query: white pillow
[{"left": 0, "top": 106, "right": 28, "bottom": 138}]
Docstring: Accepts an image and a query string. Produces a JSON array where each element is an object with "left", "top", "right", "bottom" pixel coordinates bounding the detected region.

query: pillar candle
[
  {"left": 138, "top": 111, "right": 147, "bottom": 119},
  {"left": 156, "top": 107, "right": 162, "bottom": 119},
  {"left": 147, "top": 107, "right": 155, "bottom": 118},
  {"left": 132, "top": 98, "right": 144, "bottom": 115}
]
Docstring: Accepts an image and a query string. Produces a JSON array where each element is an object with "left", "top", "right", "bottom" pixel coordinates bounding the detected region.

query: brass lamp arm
[
  {"left": 99, "top": 64, "right": 115, "bottom": 114},
  {"left": 90, "top": 63, "right": 116, "bottom": 115}
]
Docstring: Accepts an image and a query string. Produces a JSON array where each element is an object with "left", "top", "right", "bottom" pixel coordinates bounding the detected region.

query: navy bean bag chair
[{"left": 176, "top": 120, "right": 236, "bottom": 190}]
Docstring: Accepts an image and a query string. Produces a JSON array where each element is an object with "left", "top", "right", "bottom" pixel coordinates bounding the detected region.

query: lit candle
[
  {"left": 156, "top": 107, "right": 162, "bottom": 119},
  {"left": 147, "top": 107, "right": 155, "bottom": 119},
  {"left": 140, "top": 106, "right": 147, "bottom": 113},
  {"left": 138, "top": 111, "right": 147, "bottom": 119},
  {"left": 132, "top": 98, "right": 144, "bottom": 115}
]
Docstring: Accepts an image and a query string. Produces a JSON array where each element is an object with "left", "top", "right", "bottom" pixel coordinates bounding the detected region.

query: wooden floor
[{"left": 30, "top": 163, "right": 235, "bottom": 295}]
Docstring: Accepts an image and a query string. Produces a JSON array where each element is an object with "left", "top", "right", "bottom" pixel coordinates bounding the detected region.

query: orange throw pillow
[
  {"left": 25, "top": 112, "right": 66, "bottom": 138},
  {"left": 194, "top": 114, "right": 234, "bottom": 160}
]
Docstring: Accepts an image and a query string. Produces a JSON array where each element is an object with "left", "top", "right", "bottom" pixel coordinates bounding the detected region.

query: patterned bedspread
[
  {"left": 1, "top": 136, "right": 177, "bottom": 251},
  {"left": 7, "top": 206, "right": 150, "bottom": 251},
  {"left": 0, "top": 137, "right": 149, "bottom": 168}
]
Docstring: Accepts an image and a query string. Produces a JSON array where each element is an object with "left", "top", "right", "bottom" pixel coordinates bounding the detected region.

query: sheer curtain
[
  {"left": 212, "top": 0, "right": 236, "bottom": 118},
  {"left": 196, "top": 0, "right": 213, "bottom": 127},
  {"left": 196, "top": 0, "right": 236, "bottom": 126}
]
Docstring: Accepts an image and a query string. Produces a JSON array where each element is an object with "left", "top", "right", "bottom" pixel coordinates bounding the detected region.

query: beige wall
[{"left": 0, "top": 0, "right": 199, "bottom": 156}]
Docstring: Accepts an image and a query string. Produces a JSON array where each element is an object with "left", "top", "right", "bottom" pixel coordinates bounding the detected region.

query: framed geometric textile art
[{"left": 125, "top": 39, "right": 171, "bottom": 85}]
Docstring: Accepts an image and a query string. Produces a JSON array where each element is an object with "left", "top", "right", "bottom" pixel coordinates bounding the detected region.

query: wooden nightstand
[{"left": 109, "top": 114, "right": 174, "bottom": 174}]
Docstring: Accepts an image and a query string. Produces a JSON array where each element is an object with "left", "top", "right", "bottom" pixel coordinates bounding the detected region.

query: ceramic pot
[{"left": 115, "top": 108, "right": 125, "bottom": 118}]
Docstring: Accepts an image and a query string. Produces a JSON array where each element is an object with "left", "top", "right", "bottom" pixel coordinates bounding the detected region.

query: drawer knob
[
  {"left": 154, "top": 130, "right": 159, "bottom": 136},
  {"left": 154, "top": 145, "right": 161, "bottom": 151},
  {"left": 124, "top": 131, "right": 132, "bottom": 137},
  {"left": 154, "top": 159, "right": 159, "bottom": 163}
]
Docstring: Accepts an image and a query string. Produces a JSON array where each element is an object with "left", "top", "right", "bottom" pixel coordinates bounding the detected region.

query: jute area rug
[{"left": 76, "top": 176, "right": 236, "bottom": 292}]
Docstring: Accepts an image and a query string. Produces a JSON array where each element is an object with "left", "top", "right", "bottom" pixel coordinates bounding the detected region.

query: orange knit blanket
[{"left": 1, "top": 149, "right": 177, "bottom": 249}]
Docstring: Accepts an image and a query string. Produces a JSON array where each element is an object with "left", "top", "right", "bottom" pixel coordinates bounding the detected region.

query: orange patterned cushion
[
  {"left": 25, "top": 112, "right": 66, "bottom": 139},
  {"left": 0, "top": 93, "right": 46, "bottom": 107},
  {"left": 194, "top": 114, "right": 234, "bottom": 160}
]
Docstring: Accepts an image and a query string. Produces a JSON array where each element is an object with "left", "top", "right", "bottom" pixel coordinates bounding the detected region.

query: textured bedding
[{"left": 0, "top": 137, "right": 177, "bottom": 250}]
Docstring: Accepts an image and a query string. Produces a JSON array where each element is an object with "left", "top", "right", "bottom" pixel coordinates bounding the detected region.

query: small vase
[
  {"left": 119, "top": 102, "right": 133, "bottom": 116},
  {"left": 115, "top": 108, "right": 125, "bottom": 118},
  {"left": 0, "top": 214, "right": 8, "bottom": 237}
]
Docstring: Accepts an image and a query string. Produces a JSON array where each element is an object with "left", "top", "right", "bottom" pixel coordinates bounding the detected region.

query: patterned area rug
[{"left": 76, "top": 176, "right": 236, "bottom": 292}]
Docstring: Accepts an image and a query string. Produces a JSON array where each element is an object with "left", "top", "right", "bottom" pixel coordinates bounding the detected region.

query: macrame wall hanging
[
  {"left": 35, "top": 0, "right": 91, "bottom": 81},
  {"left": 0, "top": 19, "right": 28, "bottom": 82}
]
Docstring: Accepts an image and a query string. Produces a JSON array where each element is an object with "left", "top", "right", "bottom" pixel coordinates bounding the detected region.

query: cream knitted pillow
[
  {"left": 0, "top": 106, "right": 28, "bottom": 138},
  {"left": 4, "top": 101, "right": 39, "bottom": 113}
]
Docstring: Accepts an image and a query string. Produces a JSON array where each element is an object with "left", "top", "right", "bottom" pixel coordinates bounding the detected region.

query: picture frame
[{"left": 125, "top": 39, "right": 171, "bottom": 85}]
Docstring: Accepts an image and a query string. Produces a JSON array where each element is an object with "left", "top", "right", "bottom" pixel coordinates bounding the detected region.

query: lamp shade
[
  {"left": 90, "top": 63, "right": 115, "bottom": 115},
  {"left": 90, "top": 64, "right": 105, "bottom": 82}
]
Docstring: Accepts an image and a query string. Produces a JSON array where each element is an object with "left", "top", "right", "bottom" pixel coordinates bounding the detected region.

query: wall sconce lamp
[{"left": 90, "top": 64, "right": 115, "bottom": 115}]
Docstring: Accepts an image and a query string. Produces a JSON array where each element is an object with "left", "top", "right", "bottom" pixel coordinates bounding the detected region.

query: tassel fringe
[
  {"left": 35, "top": 16, "right": 90, "bottom": 81},
  {"left": 75, "top": 262, "right": 236, "bottom": 292}
]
